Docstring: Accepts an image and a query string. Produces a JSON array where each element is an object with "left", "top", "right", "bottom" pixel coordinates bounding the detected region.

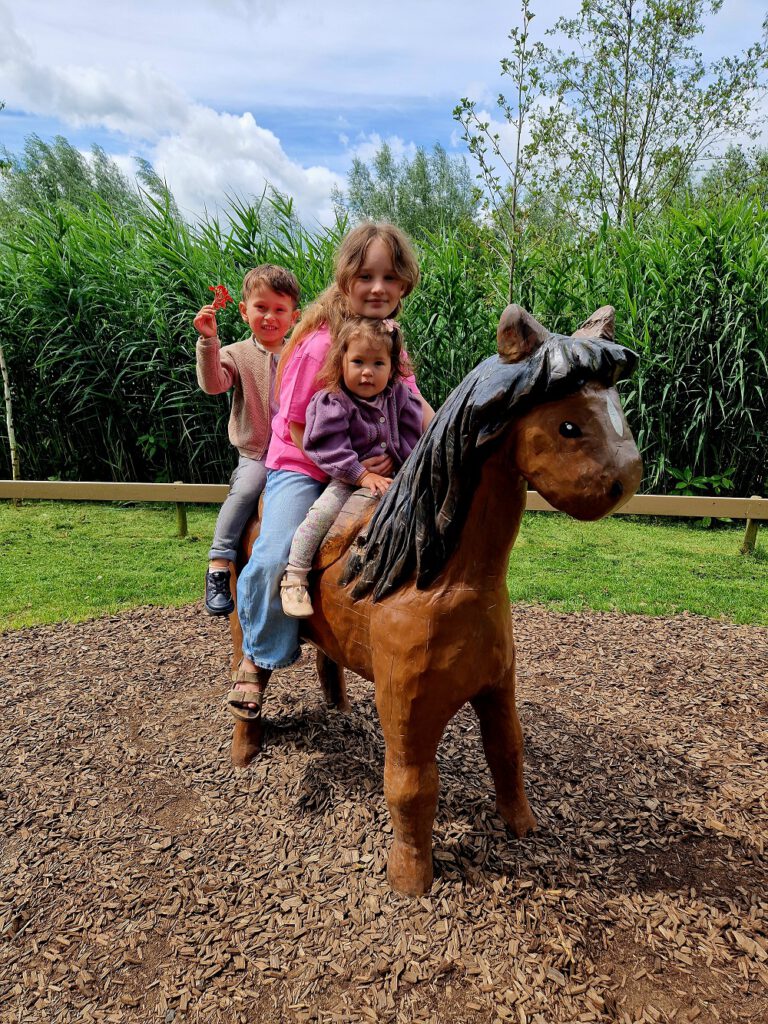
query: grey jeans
[{"left": 208, "top": 455, "right": 268, "bottom": 562}]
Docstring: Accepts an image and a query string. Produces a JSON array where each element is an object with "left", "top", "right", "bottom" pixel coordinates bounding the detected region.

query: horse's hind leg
[
  {"left": 315, "top": 650, "right": 351, "bottom": 713},
  {"left": 471, "top": 679, "right": 537, "bottom": 837}
]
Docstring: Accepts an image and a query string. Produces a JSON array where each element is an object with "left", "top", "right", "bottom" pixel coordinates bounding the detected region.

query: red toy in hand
[{"left": 209, "top": 284, "right": 234, "bottom": 310}]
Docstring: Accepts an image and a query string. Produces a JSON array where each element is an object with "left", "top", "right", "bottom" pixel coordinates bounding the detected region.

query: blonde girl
[
  {"left": 228, "top": 223, "right": 434, "bottom": 733},
  {"left": 279, "top": 316, "right": 423, "bottom": 617}
]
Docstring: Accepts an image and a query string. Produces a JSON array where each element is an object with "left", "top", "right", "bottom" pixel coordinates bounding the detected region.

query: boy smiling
[{"left": 194, "top": 265, "right": 300, "bottom": 615}]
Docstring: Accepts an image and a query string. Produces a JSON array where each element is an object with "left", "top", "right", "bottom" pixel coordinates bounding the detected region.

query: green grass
[
  {"left": 0, "top": 502, "right": 765, "bottom": 631},
  {"left": 509, "top": 512, "right": 767, "bottom": 625},
  {"left": 0, "top": 501, "right": 220, "bottom": 630}
]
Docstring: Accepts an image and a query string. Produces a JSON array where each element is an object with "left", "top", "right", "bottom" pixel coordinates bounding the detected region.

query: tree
[
  {"left": 456, "top": 0, "right": 768, "bottom": 233},
  {"left": 0, "top": 135, "right": 143, "bottom": 226},
  {"left": 454, "top": 0, "right": 547, "bottom": 299},
  {"left": 693, "top": 145, "right": 768, "bottom": 206},
  {"left": 333, "top": 142, "right": 479, "bottom": 238}
]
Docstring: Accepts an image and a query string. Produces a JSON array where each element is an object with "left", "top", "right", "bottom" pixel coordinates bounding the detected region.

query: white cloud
[
  {"left": 343, "top": 133, "right": 417, "bottom": 165},
  {"left": 152, "top": 108, "right": 343, "bottom": 223},
  {"left": 0, "top": 1, "right": 344, "bottom": 222},
  {"left": 9, "top": 0, "right": 525, "bottom": 109},
  {"left": 0, "top": 12, "right": 186, "bottom": 137}
]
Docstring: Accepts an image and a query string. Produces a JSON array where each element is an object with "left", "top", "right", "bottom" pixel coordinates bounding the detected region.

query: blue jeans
[
  {"left": 236, "top": 469, "right": 325, "bottom": 670},
  {"left": 208, "top": 455, "right": 268, "bottom": 563}
]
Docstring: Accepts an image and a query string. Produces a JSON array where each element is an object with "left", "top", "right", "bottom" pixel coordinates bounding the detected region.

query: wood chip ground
[{"left": 1, "top": 604, "right": 766, "bottom": 1023}]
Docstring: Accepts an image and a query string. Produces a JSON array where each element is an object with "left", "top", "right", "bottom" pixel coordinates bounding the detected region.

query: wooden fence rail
[{"left": 1, "top": 480, "right": 765, "bottom": 550}]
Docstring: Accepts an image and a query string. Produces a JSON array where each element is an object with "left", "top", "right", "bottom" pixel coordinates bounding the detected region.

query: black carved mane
[{"left": 342, "top": 333, "right": 636, "bottom": 602}]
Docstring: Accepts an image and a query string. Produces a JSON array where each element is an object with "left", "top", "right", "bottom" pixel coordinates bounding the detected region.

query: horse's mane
[{"left": 341, "top": 333, "right": 637, "bottom": 602}]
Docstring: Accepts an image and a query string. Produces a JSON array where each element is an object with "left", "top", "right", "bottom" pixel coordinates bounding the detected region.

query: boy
[{"left": 194, "top": 265, "right": 300, "bottom": 615}]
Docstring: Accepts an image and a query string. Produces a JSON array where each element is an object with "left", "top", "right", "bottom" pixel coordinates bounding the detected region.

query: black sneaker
[{"left": 205, "top": 569, "right": 235, "bottom": 616}]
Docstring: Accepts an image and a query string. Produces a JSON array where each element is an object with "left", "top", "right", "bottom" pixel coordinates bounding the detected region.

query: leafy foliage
[
  {"left": 0, "top": 135, "right": 142, "bottom": 225},
  {"left": 693, "top": 145, "right": 768, "bottom": 208},
  {"left": 456, "top": 0, "right": 768, "bottom": 233},
  {"left": 668, "top": 466, "right": 735, "bottom": 498},
  {"left": 0, "top": 140, "right": 765, "bottom": 497},
  {"left": 333, "top": 142, "right": 479, "bottom": 238}
]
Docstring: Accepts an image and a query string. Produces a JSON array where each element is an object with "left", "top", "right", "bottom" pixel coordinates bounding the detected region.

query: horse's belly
[
  {"left": 302, "top": 564, "right": 376, "bottom": 681},
  {"left": 304, "top": 562, "right": 514, "bottom": 696}
]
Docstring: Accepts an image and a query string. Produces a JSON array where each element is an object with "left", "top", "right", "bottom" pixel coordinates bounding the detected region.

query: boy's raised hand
[{"left": 194, "top": 304, "right": 219, "bottom": 339}]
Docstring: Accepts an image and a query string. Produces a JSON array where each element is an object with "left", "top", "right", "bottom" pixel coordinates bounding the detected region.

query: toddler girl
[
  {"left": 280, "top": 316, "right": 423, "bottom": 617},
  {"left": 228, "top": 223, "right": 434, "bottom": 731}
]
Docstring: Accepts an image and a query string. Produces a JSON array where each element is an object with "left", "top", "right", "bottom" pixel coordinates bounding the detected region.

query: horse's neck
[{"left": 444, "top": 431, "right": 527, "bottom": 589}]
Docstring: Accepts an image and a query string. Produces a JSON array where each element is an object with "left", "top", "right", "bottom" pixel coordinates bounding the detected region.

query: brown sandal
[{"left": 226, "top": 666, "right": 265, "bottom": 722}]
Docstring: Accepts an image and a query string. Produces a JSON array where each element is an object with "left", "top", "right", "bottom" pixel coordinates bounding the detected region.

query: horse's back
[
  {"left": 237, "top": 487, "right": 377, "bottom": 569},
  {"left": 314, "top": 489, "right": 377, "bottom": 571}
]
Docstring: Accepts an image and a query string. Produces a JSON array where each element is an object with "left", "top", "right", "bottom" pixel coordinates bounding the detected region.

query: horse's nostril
[{"left": 610, "top": 480, "right": 624, "bottom": 500}]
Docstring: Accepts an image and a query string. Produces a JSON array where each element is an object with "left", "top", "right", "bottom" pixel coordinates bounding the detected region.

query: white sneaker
[{"left": 280, "top": 574, "right": 314, "bottom": 618}]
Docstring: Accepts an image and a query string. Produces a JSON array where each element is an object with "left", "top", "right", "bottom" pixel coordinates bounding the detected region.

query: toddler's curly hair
[{"left": 318, "top": 317, "right": 412, "bottom": 393}]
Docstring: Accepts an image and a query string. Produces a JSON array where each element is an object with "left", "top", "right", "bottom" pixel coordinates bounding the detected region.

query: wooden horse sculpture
[{"left": 228, "top": 304, "right": 642, "bottom": 895}]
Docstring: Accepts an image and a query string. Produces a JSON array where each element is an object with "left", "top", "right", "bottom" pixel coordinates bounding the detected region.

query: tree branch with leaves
[
  {"left": 456, "top": 0, "right": 768, "bottom": 238},
  {"left": 454, "top": 0, "right": 546, "bottom": 300}
]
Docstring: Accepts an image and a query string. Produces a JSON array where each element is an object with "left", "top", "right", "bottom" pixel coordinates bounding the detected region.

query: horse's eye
[{"left": 559, "top": 421, "right": 582, "bottom": 438}]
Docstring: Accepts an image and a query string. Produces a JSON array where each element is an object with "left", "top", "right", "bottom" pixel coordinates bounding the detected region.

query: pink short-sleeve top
[{"left": 266, "top": 322, "right": 421, "bottom": 482}]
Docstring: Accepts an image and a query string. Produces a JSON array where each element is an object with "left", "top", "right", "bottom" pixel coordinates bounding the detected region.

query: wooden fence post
[
  {"left": 740, "top": 495, "right": 761, "bottom": 555},
  {"left": 175, "top": 481, "right": 188, "bottom": 538}
]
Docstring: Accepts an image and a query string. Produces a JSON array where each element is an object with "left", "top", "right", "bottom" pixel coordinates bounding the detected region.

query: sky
[{"left": 2, "top": 0, "right": 766, "bottom": 225}]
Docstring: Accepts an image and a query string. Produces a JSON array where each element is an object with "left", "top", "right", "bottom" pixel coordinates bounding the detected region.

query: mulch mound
[{"left": 1, "top": 605, "right": 766, "bottom": 1024}]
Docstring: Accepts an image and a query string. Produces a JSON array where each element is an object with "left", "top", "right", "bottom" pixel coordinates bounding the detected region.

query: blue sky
[{"left": 2, "top": 0, "right": 766, "bottom": 223}]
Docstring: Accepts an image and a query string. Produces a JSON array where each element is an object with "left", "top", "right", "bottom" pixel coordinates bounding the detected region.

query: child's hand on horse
[
  {"left": 194, "top": 304, "right": 219, "bottom": 339},
  {"left": 359, "top": 470, "right": 392, "bottom": 497}
]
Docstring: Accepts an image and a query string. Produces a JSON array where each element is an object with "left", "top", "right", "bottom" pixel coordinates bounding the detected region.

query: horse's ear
[
  {"left": 572, "top": 305, "right": 615, "bottom": 341},
  {"left": 497, "top": 305, "right": 549, "bottom": 363}
]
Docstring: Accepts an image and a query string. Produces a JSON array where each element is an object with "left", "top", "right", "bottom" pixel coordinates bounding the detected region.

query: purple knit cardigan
[{"left": 303, "top": 381, "right": 423, "bottom": 485}]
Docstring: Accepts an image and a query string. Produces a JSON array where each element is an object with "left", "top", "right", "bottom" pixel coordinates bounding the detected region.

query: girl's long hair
[
  {"left": 317, "top": 317, "right": 409, "bottom": 393},
  {"left": 276, "top": 222, "right": 419, "bottom": 393}
]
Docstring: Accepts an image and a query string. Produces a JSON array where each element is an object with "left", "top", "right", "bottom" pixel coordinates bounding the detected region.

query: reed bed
[{"left": 1, "top": 191, "right": 765, "bottom": 495}]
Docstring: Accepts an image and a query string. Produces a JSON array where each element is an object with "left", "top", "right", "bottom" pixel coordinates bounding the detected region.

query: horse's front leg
[
  {"left": 375, "top": 670, "right": 451, "bottom": 895},
  {"left": 471, "top": 676, "right": 537, "bottom": 837},
  {"left": 383, "top": 749, "right": 440, "bottom": 896}
]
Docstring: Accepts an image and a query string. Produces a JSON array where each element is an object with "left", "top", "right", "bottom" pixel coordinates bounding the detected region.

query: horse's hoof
[
  {"left": 230, "top": 720, "right": 262, "bottom": 767},
  {"left": 329, "top": 695, "right": 352, "bottom": 714},
  {"left": 387, "top": 841, "right": 434, "bottom": 896},
  {"left": 498, "top": 801, "right": 538, "bottom": 838}
]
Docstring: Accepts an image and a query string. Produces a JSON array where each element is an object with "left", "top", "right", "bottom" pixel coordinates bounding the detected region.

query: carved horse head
[{"left": 499, "top": 304, "right": 642, "bottom": 520}]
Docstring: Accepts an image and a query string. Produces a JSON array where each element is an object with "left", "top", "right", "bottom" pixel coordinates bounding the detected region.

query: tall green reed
[
  {"left": 0, "top": 190, "right": 765, "bottom": 495},
  {"left": 519, "top": 202, "right": 767, "bottom": 494},
  {"left": 0, "top": 191, "right": 342, "bottom": 483}
]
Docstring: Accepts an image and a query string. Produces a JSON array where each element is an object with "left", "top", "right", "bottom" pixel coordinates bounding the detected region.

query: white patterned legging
[{"left": 286, "top": 478, "right": 357, "bottom": 572}]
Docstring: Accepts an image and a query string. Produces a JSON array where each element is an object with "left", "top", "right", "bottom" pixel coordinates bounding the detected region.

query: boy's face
[{"left": 240, "top": 284, "right": 299, "bottom": 351}]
